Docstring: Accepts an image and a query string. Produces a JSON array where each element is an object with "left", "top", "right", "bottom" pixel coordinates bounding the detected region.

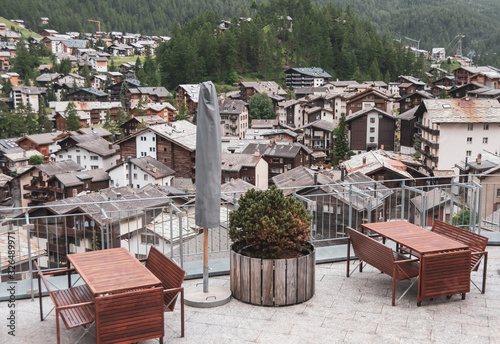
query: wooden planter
[{"left": 230, "top": 244, "right": 315, "bottom": 306}]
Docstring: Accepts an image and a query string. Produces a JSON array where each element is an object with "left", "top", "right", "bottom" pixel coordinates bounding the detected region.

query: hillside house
[
  {"left": 107, "top": 156, "right": 175, "bottom": 189},
  {"left": 221, "top": 152, "right": 268, "bottom": 190},
  {"left": 285, "top": 67, "right": 332, "bottom": 88},
  {"left": 9, "top": 86, "right": 47, "bottom": 112},
  {"left": 66, "top": 88, "right": 108, "bottom": 102},
  {"left": 175, "top": 84, "right": 200, "bottom": 115},
  {"left": 219, "top": 99, "right": 249, "bottom": 139},
  {"left": 345, "top": 88, "right": 397, "bottom": 116}
]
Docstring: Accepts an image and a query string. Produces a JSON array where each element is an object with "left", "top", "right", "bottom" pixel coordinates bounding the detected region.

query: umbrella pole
[{"left": 203, "top": 227, "right": 209, "bottom": 293}]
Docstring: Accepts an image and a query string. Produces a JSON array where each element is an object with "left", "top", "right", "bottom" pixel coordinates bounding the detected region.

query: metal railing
[{"left": 2, "top": 174, "right": 499, "bottom": 296}]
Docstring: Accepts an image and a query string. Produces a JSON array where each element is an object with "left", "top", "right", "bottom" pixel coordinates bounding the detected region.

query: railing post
[
  {"left": 25, "top": 209, "right": 34, "bottom": 301},
  {"left": 179, "top": 213, "right": 183, "bottom": 269},
  {"left": 474, "top": 181, "right": 483, "bottom": 234},
  {"left": 348, "top": 184, "right": 353, "bottom": 228},
  {"left": 401, "top": 181, "right": 405, "bottom": 221},
  {"left": 449, "top": 179, "right": 455, "bottom": 224},
  {"left": 471, "top": 182, "right": 478, "bottom": 233}
]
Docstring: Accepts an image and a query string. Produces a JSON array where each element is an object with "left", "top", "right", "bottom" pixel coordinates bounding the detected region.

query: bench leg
[
  {"left": 392, "top": 277, "right": 396, "bottom": 306},
  {"left": 346, "top": 239, "right": 351, "bottom": 277},
  {"left": 482, "top": 253, "right": 488, "bottom": 294},
  {"left": 38, "top": 275, "right": 43, "bottom": 321},
  {"left": 462, "top": 293, "right": 466, "bottom": 300},
  {"left": 56, "top": 310, "right": 61, "bottom": 344}
]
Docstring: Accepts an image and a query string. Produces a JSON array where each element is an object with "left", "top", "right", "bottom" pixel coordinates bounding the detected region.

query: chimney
[
  {"left": 269, "top": 140, "right": 275, "bottom": 147},
  {"left": 362, "top": 156, "right": 367, "bottom": 167},
  {"left": 477, "top": 153, "right": 482, "bottom": 165},
  {"left": 381, "top": 144, "right": 384, "bottom": 150},
  {"left": 254, "top": 148, "right": 260, "bottom": 157},
  {"left": 127, "top": 156, "right": 133, "bottom": 187},
  {"left": 109, "top": 143, "right": 113, "bottom": 149},
  {"left": 398, "top": 153, "right": 402, "bottom": 161},
  {"left": 314, "top": 172, "right": 318, "bottom": 185}
]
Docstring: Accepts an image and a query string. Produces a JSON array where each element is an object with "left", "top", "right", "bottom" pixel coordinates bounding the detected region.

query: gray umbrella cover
[{"left": 195, "top": 81, "right": 222, "bottom": 229}]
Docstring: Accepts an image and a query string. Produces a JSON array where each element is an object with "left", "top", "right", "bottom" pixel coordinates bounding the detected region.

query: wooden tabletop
[
  {"left": 361, "top": 221, "right": 468, "bottom": 255},
  {"left": 67, "top": 247, "right": 161, "bottom": 296}
]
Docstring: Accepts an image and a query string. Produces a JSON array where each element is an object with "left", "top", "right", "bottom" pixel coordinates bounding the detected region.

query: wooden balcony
[{"left": 414, "top": 133, "right": 439, "bottom": 150}]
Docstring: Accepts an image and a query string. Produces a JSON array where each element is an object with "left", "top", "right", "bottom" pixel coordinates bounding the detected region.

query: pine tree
[
  {"left": 81, "top": 64, "right": 91, "bottom": 88},
  {"left": 175, "top": 100, "right": 190, "bottom": 121},
  {"left": 332, "top": 113, "right": 349, "bottom": 164},
  {"left": 65, "top": 101, "right": 81, "bottom": 131}
]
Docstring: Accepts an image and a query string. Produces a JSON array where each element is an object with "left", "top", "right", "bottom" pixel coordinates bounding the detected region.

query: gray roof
[
  {"left": 62, "top": 40, "right": 87, "bottom": 49},
  {"left": 35, "top": 73, "right": 60, "bottom": 83},
  {"left": 272, "top": 166, "right": 334, "bottom": 195},
  {"left": 177, "top": 84, "right": 200, "bottom": 103},
  {"left": 76, "top": 137, "right": 119, "bottom": 157},
  {"left": 18, "top": 132, "right": 62, "bottom": 145},
  {"left": 221, "top": 179, "right": 260, "bottom": 203},
  {"left": 240, "top": 81, "right": 287, "bottom": 97},
  {"left": 346, "top": 106, "right": 396, "bottom": 122},
  {"left": 459, "top": 66, "right": 500, "bottom": 79},
  {"left": 251, "top": 119, "right": 278, "bottom": 129},
  {"left": 149, "top": 120, "right": 197, "bottom": 151},
  {"left": 37, "top": 159, "right": 84, "bottom": 176},
  {"left": 221, "top": 153, "right": 262, "bottom": 171},
  {"left": 294, "top": 87, "right": 328, "bottom": 95},
  {"left": 77, "top": 127, "right": 111, "bottom": 137},
  {"left": 341, "top": 150, "right": 414, "bottom": 179},
  {"left": 299, "top": 119, "right": 336, "bottom": 132},
  {"left": 397, "top": 106, "right": 418, "bottom": 120},
  {"left": 410, "top": 188, "right": 451, "bottom": 213},
  {"left": 242, "top": 142, "right": 313, "bottom": 158},
  {"left": 11, "top": 86, "right": 47, "bottom": 95},
  {"left": 128, "top": 156, "right": 175, "bottom": 178},
  {"left": 50, "top": 168, "right": 109, "bottom": 187},
  {"left": 76, "top": 88, "right": 108, "bottom": 97},
  {"left": 286, "top": 67, "right": 332, "bottom": 78},
  {"left": 399, "top": 90, "right": 434, "bottom": 101},
  {"left": 420, "top": 99, "right": 500, "bottom": 124},
  {"left": 219, "top": 99, "right": 247, "bottom": 115}
]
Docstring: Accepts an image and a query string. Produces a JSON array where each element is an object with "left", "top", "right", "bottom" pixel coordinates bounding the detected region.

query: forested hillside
[
  {"left": 156, "top": 1, "right": 424, "bottom": 89},
  {"left": 2, "top": 0, "right": 499, "bottom": 66}
]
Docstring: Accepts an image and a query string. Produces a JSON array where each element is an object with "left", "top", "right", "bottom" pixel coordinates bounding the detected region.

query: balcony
[
  {"left": 414, "top": 133, "right": 439, "bottom": 150},
  {"left": 415, "top": 122, "right": 439, "bottom": 136},
  {"left": 415, "top": 145, "right": 439, "bottom": 163},
  {"left": 230, "top": 124, "right": 238, "bottom": 130}
]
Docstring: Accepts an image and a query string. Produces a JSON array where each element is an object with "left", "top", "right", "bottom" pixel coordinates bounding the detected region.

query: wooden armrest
[
  {"left": 57, "top": 301, "right": 95, "bottom": 311},
  {"left": 163, "top": 286, "right": 183, "bottom": 293},
  {"left": 471, "top": 251, "right": 487, "bottom": 257},
  {"left": 39, "top": 268, "right": 76, "bottom": 276},
  {"left": 138, "top": 258, "right": 148, "bottom": 263},
  {"left": 394, "top": 258, "right": 419, "bottom": 264}
]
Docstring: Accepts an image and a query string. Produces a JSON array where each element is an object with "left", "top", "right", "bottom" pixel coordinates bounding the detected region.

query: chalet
[
  {"left": 0, "top": 52, "right": 10, "bottom": 71},
  {"left": 175, "top": 84, "right": 200, "bottom": 115},
  {"left": 66, "top": 88, "right": 108, "bottom": 102},
  {"left": 48, "top": 168, "right": 110, "bottom": 198},
  {"left": 276, "top": 99, "right": 303, "bottom": 127},
  {"left": 108, "top": 78, "right": 141, "bottom": 104},
  {"left": 294, "top": 87, "right": 328, "bottom": 99},
  {"left": 285, "top": 67, "right": 332, "bottom": 88},
  {"left": 116, "top": 121, "right": 197, "bottom": 180},
  {"left": 1, "top": 72, "right": 19, "bottom": 86},
  {"left": 241, "top": 142, "right": 313, "bottom": 179},
  {"left": 107, "top": 71, "right": 123, "bottom": 84},
  {"left": 239, "top": 81, "right": 287, "bottom": 109},
  {"left": 91, "top": 74, "right": 107, "bottom": 91},
  {"left": 410, "top": 188, "right": 457, "bottom": 226},
  {"left": 18, "top": 159, "right": 84, "bottom": 207},
  {"left": 298, "top": 120, "right": 336, "bottom": 163},
  {"left": 121, "top": 116, "right": 167, "bottom": 136},
  {"left": 466, "top": 87, "right": 500, "bottom": 99},
  {"left": 447, "top": 82, "right": 484, "bottom": 98},
  {"left": 1, "top": 150, "right": 44, "bottom": 175},
  {"left": 107, "top": 156, "right": 175, "bottom": 189},
  {"left": 398, "top": 90, "right": 434, "bottom": 113},
  {"left": 40, "top": 29, "right": 58, "bottom": 37},
  {"left": 345, "top": 88, "right": 397, "bottom": 116},
  {"left": 119, "top": 62, "right": 136, "bottom": 78},
  {"left": 130, "top": 102, "right": 176, "bottom": 121},
  {"left": 454, "top": 66, "right": 500, "bottom": 87},
  {"left": 109, "top": 43, "right": 134, "bottom": 56},
  {"left": 55, "top": 134, "right": 120, "bottom": 171},
  {"left": 398, "top": 106, "right": 418, "bottom": 155},
  {"left": 250, "top": 119, "right": 279, "bottom": 129},
  {"left": 221, "top": 152, "right": 268, "bottom": 189},
  {"left": 35, "top": 73, "right": 60, "bottom": 87},
  {"left": 50, "top": 101, "right": 122, "bottom": 128},
  {"left": 394, "top": 75, "right": 426, "bottom": 96},
  {"left": 16, "top": 132, "right": 63, "bottom": 158},
  {"left": 0, "top": 173, "right": 13, "bottom": 205},
  {"left": 10, "top": 86, "right": 47, "bottom": 111},
  {"left": 219, "top": 99, "right": 249, "bottom": 139},
  {"left": 341, "top": 150, "right": 414, "bottom": 188},
  {"left": 414, "top": 98, "right": 500, "bottom": 171},
  {"left": 304, "top": 106, "right": 336, "bottom": 125},
  {"left": 128, "top": 87, "right": 172, "bottom": 107},
  {"left": 346, "top": 107, "right": 397, "bottom": 152}
]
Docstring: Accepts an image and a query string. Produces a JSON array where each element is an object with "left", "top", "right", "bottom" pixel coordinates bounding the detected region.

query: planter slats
[
  {"left": 286, "top": 258, "right": 297, "bottom": 305},
  {"left": 274, "top": 260, "right": 286, "bottom": 306},
  {"left": 241, "top": 256, "right": 251, "bottom": 303},
  {"left": 230, "top": 245, "right": 315, "bottom": 306},
  {"left": 297, "top": 256, "right": 307, "bottom": 303},
  {"left": 306, "top": 252, "right": 315, "bottom": 300},
  {"left": 250, "top": 258, "right": 261, "bottom": 304}
]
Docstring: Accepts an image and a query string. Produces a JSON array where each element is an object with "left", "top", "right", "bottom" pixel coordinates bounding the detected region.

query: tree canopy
[{"left": 249, "top": 93, "right": 274, "bottom": 120}]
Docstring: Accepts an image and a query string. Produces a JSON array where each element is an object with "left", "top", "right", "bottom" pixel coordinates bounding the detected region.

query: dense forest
[
  {"left": 1, "top": 0, "right": 500, "bottom": 66},
  {"left": 156, "top": 1, "right": 425, "bottom": 89}
]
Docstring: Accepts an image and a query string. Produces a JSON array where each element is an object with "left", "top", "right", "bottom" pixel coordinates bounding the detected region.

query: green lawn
[
  {"left": 108, "top": 56, "right": 148, "bottom": 67},
  {"left": 439, "top": 59, "right": 462, "bottom": 73},
  {"left": 0, "top": 17, "right": 41, "bottom": 39}
]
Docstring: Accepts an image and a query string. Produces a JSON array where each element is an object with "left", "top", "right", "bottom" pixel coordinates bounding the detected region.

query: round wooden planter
[{"left": 230, "top": 244, "right": 315, "bottom": 306}]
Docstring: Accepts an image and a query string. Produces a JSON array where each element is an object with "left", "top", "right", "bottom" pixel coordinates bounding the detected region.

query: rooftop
[{"left": 6, "top": 245, "right": 500, "bottom": 343}]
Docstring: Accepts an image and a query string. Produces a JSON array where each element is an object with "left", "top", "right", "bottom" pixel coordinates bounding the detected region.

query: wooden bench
[
  {"left": 95, "top": 287, "right": 164, "bottom": 344},
  {"left": 346, "top": 227, "right": 419, "bottom": 306},
  {"left": 142, "top": 246, "right": 186, "bottom": 337},
  {"left": 431, "top": 220, "right": 488, "bottom": 293},
  {"left": 34, "top": 261, "right": 95, "bottom": 344}
]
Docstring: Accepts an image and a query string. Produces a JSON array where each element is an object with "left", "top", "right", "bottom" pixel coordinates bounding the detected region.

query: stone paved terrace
[{"left": 2, "top": 246, "right": 500, "bottom": 344}]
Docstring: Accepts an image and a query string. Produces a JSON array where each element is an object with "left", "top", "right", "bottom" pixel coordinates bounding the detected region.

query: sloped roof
[
  {"left": 130, "top": 87, "right": 172, "bottom": 98},
  {"left": 149, "top": 120, "right": 197, "bottom": 151},
  {"left": 299, "top": 119, "right": 336, "bottom": 131},
  {"left": 219, "top": 99, "right": 247, "bottom": 115},
  {"left": 240, "top": 81, "right": 287, "bottom": 97},
  {"left": 129, "top": 156, "right": 175, "bottom": 178},
  {"left": 341, "top": 150, "right": 414, "bottom": 179},
  {"left": 346, "top": 106, "right": 396, "bottom": 122},
  {"left": 242, "top": 142, "right": 313, "bottom": 158},
  {"left": 17, "top": 131, "right": 62, "bottom": 145},
  {"left": 286, "top": 67, "right": 332, "bottom": 78},
  {"left": 410, "top": 188, "right": 452, "bottom": 213},
  {"left": 177, "top": 84, "right": 200, "bottom": 103},
  {"left": 221, "top": 178, "right": 259, "bottom": 203},
  {"left": 50, "top": 168, "right": 109, "bottom": 187},
  {"left": 420, "top": 98, "right": 500, "bottom": 124},
  {"left": 37, "top": 159, "right": 84, "bottom": 176},
  {"left": 221, "top": 153, "right": 262, "bottom": 171},
  {"left": 272, "top": 166, "right": 334, "bottom": 195}
]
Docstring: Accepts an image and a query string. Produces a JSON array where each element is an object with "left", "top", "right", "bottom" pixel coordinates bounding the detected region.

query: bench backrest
[
  {"left": 347, "top": 227, "right": 395, "bottom": 276},
  {"left": 95, "top": 288, "right": 164, "bottom": 344},
  {"left": 432, "top": 220, "right": 488, "bottom": 268},
  {"left": 145, "top": 246, "right": 186, "bottom": 312}
]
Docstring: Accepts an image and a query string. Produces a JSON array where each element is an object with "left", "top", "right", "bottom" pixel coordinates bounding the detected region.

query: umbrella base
[{"left": 184, "top": 284, "right": 231, "bottom": 308}]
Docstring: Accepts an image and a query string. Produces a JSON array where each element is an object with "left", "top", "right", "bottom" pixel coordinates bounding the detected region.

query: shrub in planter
[{"left": 229, "top": 185, "right": 312, "bottom": 259}]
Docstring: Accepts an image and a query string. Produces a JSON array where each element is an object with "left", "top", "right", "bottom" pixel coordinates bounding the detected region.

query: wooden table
[
  {"left": 361, "top": 221, "right": 471, "bottom": 305},
  {"left": 67, "top": 248, "right": 164, "bottom": 344}
]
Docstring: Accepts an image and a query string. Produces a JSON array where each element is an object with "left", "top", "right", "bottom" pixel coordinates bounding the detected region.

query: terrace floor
[{"left": 3, "top": 246, "right": 500, "bottom": 344}]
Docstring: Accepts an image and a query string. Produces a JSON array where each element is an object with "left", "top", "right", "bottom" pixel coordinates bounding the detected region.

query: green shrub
[{"left": 229, "top": 186, "right": 312, "bottom": 259}]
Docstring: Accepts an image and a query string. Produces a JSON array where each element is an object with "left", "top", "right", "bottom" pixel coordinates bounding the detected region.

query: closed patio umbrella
[{"left": 185, "top": 81, "right": 230, "bottom": 307}]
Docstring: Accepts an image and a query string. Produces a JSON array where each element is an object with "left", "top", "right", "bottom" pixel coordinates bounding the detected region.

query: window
[
  {"left": 140, "top": 136, "right": 146, "bottom": 141},
  {"left": 467, "top": 137, "right": 472, "bottom": 144},
  {"left": 483, "top": 137, "right": 488, "bottom": 144},
  {"left": 152, "top": 137, "right": 155, "bottom": 141},
  {"left": 90, "top": 156, "right": 98, "bottom": 160},
  {"left": 67, "top": 155, "right": 72, "bottom": 159},
  {"left": 144, "top": 175, "right": 148, "bottom": 181},
  {"left": 484, "top": 124, "right": 489, "bottom": 130},
  {"left": 497, "top": 189, "right": 500, "bottom": 198},
  {"left": 164, "top": 158, "right": 167, "bottom": 162},
  {"left": 126, "top": 174, "right": 129, "bottom": 179},
  {"left": 91, "top": 165, "right": 98, "bottom": 169},
  {"left": 150, "top": 147, "right": 155, "bottom": 152},
  {"left": 370, "top": 118, "right": 375, "bottom": 123},
  {"left": 369, "top": 137, "right": 375, "bottom": 142},
  {"left": 141, "top": 234, "right": 158, "bottom": 245},
  {"left": 59, "top": 155, "right": 63, "bottom": 159},
  {"left": 164, "top": 148, "right": 167, "bottom": 152},
  {"left": 370, "top": 127, "right": 375, "bottom": 133},
  {"left": 133, "top": 173, "right": 137, "bottom": 180},
  {"left": 467, "top": 124, "right": 473, "bottom": 131},
  {"left": 466, "top": 151, "right": 471, "bottom": 156},
  {"left": 141, "top": 152, "right": 146, "bottom": 156}
]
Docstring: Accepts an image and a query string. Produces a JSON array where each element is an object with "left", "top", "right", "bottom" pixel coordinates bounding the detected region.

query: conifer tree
[
  {"left": 65, "top": 101, "right": 81, "bottom": 131},
  {"left": 333, "top": 113, "right": 349, "bottom": 164}
]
